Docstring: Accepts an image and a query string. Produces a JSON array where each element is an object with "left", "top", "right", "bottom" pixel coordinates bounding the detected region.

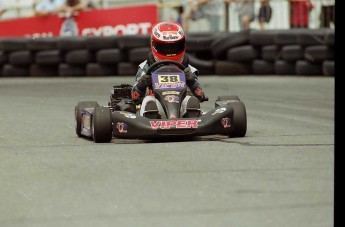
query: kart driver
[{"left": 131, "top": 21, "right": 207, "bottom": 118}]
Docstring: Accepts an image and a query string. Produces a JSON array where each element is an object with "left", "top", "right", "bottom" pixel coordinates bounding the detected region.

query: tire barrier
[{"left": 0, "top": 29, "right": 334, "bottom": 77}]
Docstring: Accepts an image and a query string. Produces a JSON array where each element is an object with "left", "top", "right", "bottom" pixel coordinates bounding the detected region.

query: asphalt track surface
[{"left": 0, "top": 76, "right": 334, "bottom": 227}]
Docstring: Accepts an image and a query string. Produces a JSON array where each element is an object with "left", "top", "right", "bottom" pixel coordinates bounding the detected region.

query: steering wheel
[
  {"left": 145, "top": 60, "right": 209, "bottom": 102},
  {"left": 146, "top": 60, "right": 186, "bottom": 75}
]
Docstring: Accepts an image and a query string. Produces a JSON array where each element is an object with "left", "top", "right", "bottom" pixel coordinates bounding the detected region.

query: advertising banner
[{"left": 0, "top": 4, "right": 158, "bottom": 37}]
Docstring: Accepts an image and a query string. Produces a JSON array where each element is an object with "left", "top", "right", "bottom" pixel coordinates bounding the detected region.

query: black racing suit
[{"left": 131, "top": 53, "right": 206, "bottom": 105}]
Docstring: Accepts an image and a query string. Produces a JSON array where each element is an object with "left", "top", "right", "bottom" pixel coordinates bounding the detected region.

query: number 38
[{"left": 158, "top": 75, "right": 180, "bottom": 83}]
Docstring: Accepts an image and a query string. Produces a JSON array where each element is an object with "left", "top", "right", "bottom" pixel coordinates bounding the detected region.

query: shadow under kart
[{"left": 75, "top": 60, "right": 247, "bottom": 143}]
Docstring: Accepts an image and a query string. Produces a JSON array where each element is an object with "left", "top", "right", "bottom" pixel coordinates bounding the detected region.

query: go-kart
[{"left": 75, "top": 60, "right": 247, "bottom": 142}]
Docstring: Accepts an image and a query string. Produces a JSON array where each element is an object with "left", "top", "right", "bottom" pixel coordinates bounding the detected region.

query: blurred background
[
  {"left": 0, "top": 0, "right": 335, "bottom": 77},
  {"left": 0, "top": 0, "right": 335, "bottom": 32}
]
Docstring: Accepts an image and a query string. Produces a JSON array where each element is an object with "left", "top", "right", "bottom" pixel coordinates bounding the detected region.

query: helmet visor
[{"left": 152, "top": 38, "right": 185, "bottom": 56}]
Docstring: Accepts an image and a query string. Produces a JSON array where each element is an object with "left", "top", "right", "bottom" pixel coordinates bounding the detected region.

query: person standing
[
  {"left": 175, "top": 5, "right": 185, "bottom": 28},
  {"left": 289, "top": 0, "right": 313, "bottom": 28},
  {"left": 258, "top": 0, "right": 272, "bottom": 29},
  {"left": 200, "top": 0, "right": 224, "bottom": 32},
  {"left": 34, "top": 0, "right": 65, "bottom": 16},
  {"left": 185, "top": 0, "right": 223, "bottom": 33},
  {"left": 60, "top": 0, "right": 90, "bottom": 14},
  {"left": 0, "top": 1, "right": 6, "bottom": 18},
  {"left": 320, "top": 0, "right": 335, "bottom": 28},
  {"left": 228, "top": 0, "right": 255, "bottom": 30}
]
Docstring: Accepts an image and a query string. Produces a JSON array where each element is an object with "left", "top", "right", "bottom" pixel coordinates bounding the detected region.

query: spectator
[
  {"left": 0, "top": 1, "right": 6, "bottom": 18},
  {"left": 320, "top": 0, "right": 334, "bottom": 28},
  {"left": 60, "top": 0, "right": 92, "bottom": 15},
  {"left": 258, "top": 0, "right": 272, "bottom": 29},
  {"left": 185, "top": 0, "right": 224, "bottom": 32},
  {"left": 34, "top": 0, "right": 65, "bottom": 16},
  {"left": 228, "top": 0, "right": 255, "bottom": 30},
  {"left": 175, "top": 5, "right": 185, "bottom": 28},
  {"left": 289, "top": 0, "right": 313, "bottom": 28},
  {"left": 202, "top": 0, "right": 224, "bottom": 32}
]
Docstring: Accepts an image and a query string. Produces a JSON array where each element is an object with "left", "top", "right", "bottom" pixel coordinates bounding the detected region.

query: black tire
[
  {"left": 273, "top": 29, "right": 302, "bottom": 46},
  {"left": 59, "top": 63, "right": 85, "bottom": 77},
  {"left": 36, "top": 50, "right": 64, "bottom": 65},
  {"left": 296, "top": 60, "right": 323, "bottom": 76},
  {"left": 304, "top": 45, "right": 334, "bottom": 62},
  {"left": 252, "top": 60, "right": 275, "bottom": 75},
  {"left": 215, "top": 61, "right": 251, "bottom": 75},
  {"left": 211, "top": 30, "right": 250, "bottom": 59},
  {"left": 297, "top": 29, "right": 328, "bottom": 46},
  {"left": 186, "top": 35, "right": 215, "bottom": 52},
  {"left": 322, "top": 60, "right": 334, "bottom": 76},
  {"left": 57, "top": 37, "right": 86, "bottom": 51},
  {"left": 249, "top": 29, "right": 278, "bottom": 46},
  {"left": 228, "top": 101, "right": 247, "bottom": 138},
  {"left": 275, "top": 60, "right": 296, "bottom": 75},
  {"left": 325, "top": 29, "right": 334, "bottom": 46},
  {"left": 9, "top": 51, "right": 33, "bottom": 66},
  {"left": 0, "top": 38, "right": 30, "bottom": 51},
  {"left": 75, "top": 101, "right": 100, "bottom": 137},
  {"left": 92, "top": 107, "right": 112, "bottom": 143},
  {"left": 281, "top": 45, "right": 304, "bottom": 62},
  {"left": 128, "top": 47, "right": 150, "bottom": 64},
  {"left": 65, "top": 49, "right": 94, "bottom": 65},
  {"left": 0, "top": 51, "right": 7, "bottom": 65},
  {"left": 2, "top": 64, "right": 30, "bottom": 77},
  {"left": 117, "top": 35, "right": 150, "bottom": 50},
  {"left": 117, "top": 62, "right": 138, "bottom": 75},
  {"left": 30, "top": 64, "right": 59, "bottom": 77},
  {"left": 85, "top": 36, "right": 119, "bottom": 50},
  {"left": 27, "top": 38, "right": 58, "bottom": 51},
  {"left": 261, "top": 45, "right": 281, "bottom": 61},
  {"left": 227, "top": 45, "right": 259, "bottom": 62},
  {"left": 187, "top": 54, "right": 215, "bottom": 75},
  {"left": 96, "top": 49, "right": 122, "bottom": 64},
  {"left": 86, "top": 63, "right": 117, "bottom": 77}
]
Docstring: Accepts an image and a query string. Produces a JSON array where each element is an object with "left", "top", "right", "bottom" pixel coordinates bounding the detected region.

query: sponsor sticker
[
  {"left": 221, "top": 117, "right": 231, "bottom": 128},
  {"left": 116, "top": 122, "right": 128, "bottom": 133},
  {"left": 164, "top": 95, "right": 179, "bottom": 103},
  {"left": 150, "top": 120, "right": 199, "bottom": 129},
  {"left": 162, "top": 91, "right": 180, "bottom": 95},
  {"left": 82, "top": 115, "right": 90, "bottom": 130}
]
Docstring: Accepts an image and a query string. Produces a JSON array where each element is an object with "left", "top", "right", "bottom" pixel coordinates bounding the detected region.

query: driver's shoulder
[
  {"left": 138, "top": 60, "right": 149, "bottom": 70},
  {"left": 188, "top": 64, "right": 199, "bottom": 75}
]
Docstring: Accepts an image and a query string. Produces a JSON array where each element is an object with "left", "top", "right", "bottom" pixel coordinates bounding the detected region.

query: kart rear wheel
[
  {"left": 228, "top": 101, "right": 247, "bottom": 138},
  {"left": 75, "top": 101, "right": 99, "bottom": 137},
  {"left": 92, "top": 107, "right": 112, "bottom": 143}
]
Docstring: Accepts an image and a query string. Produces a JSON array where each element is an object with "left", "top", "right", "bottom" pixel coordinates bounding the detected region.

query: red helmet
[{"left": 151, "top": 22, "right": 186, "bottom": 63}]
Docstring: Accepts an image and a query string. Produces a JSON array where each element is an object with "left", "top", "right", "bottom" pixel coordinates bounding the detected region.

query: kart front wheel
[
  {"left": 92, "top": 107, "right": 112, "bottom": 143},
  {"left": 75, "top": 101, "right": 99, "bottom": 137},
  {"left": 228, "top": 101, "right": 247, "bottom": 138}
]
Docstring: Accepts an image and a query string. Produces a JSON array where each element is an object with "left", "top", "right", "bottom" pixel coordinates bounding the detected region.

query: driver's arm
[
  {"left": 131, "top": 62, "right": 150, "bottom": 104},
  {"left": 184, "top": 65, "right": 207, "bottom": 102}
]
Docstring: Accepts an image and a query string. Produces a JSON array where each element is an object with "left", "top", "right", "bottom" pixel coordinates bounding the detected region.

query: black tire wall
[{"left": 0, "top": 29, "right": 334, "bottom": 77}]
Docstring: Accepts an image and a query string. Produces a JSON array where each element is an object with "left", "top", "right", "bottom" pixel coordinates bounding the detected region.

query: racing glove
[
  {"left": 191, "top": 86, "right": 208, "bottom": 102},
  {"left": 184, "top": 67, "right": 208, "bottom": 102},
  {"left": 138, "top": 74, "right": 152, "bottom": 87},
  {"left": 131, "top": 84, "right": 146, "bottom": 105},
  {"left": 183, "top": 67, "right": 195, "bottom": 82}
]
